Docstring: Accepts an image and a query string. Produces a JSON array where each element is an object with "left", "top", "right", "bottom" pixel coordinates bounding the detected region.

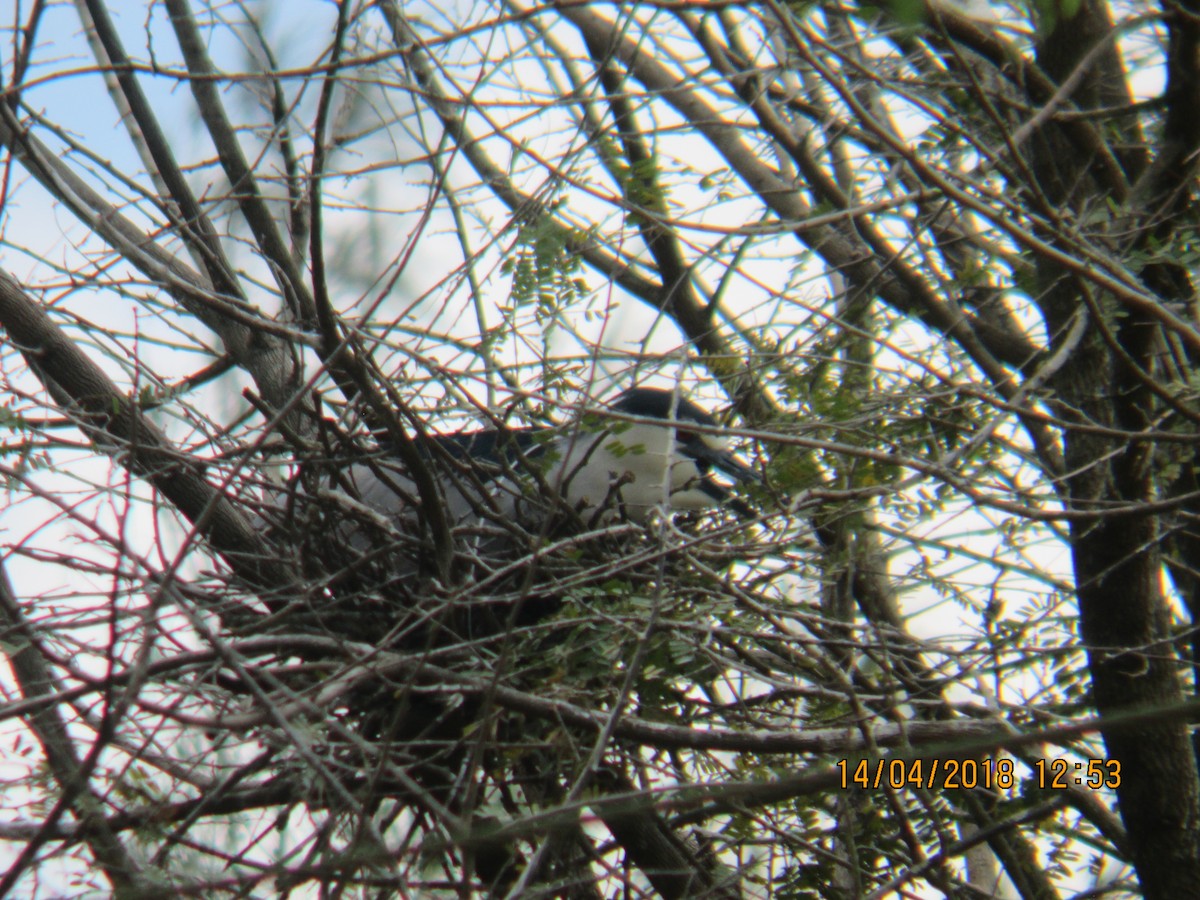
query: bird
[
  {"left": 537, "top": 386, "right": 760, "bottom": 521},
  {"left": 357, "top": 386, "right": 756, "bottom": 520},
  {"left": 270, "top": 386, "right": 760, "bottom": 569}
]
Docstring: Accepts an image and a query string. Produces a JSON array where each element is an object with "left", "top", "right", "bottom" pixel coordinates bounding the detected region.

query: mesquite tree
[{"left": 0, "top": 1, "right": 1197, "bottom": 897}]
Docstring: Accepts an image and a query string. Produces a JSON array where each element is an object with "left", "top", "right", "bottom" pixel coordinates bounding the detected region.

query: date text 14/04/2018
[{"left": 836, "top": 757, "right": 1122, "bottom": 791}]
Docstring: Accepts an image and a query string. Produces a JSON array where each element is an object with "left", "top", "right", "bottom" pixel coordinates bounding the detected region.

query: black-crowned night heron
[
  {"left": 266, "top": 386, "right": 760, "bottom": 580},
  {"left": 545, "top": 386, "right": 760, "bottom": 518},
  {"left": 330, "top": 386, "right": 759, "bottom": 532},
  {"left": 257, "top": 385, "right": 762, "bottom": 647}
]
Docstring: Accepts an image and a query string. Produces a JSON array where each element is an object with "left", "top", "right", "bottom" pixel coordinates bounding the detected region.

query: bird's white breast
[{"left": 546, "top": 420, "right": 709, "bottom": 518}]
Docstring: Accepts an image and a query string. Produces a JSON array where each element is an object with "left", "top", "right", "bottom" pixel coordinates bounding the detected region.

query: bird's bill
[{"left": 690, "top": 439, "right": 762, "bottom": 484}]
